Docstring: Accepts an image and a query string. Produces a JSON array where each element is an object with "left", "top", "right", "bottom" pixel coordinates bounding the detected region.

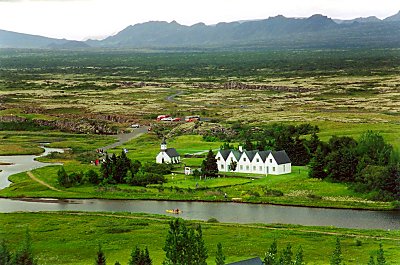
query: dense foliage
[
  {"left": 57, "top": 151, "right": 169, "bottom": 188},
  {"left": 309, "top": 131, "right": 399, "bottom": 201}
]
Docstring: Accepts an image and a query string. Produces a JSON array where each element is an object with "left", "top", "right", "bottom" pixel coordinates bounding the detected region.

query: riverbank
[
  {"left": 0, "top": 211, "right": 399, "bottom": 265},
  {"left": 0, "top": 164, "right": 395, "bottom": 211}
]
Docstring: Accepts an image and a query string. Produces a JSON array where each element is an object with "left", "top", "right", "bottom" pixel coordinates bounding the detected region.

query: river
[
  {"left": 0, "top": 146, "right": 64, "bottom": 189},
  {"left": 0, "top": 146, "right": 399, "bottom": 230}
]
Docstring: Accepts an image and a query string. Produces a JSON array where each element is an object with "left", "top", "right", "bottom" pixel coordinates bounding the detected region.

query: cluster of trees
[
  {"left": 58, "top": 151, "right": 170, "bottom": 188},
  {"left": 263, "top": 239, "right": 304, "bottom": 265},
  {"left": 0, "top": 230, "right": 37, "bottom": 265},
  {"left": 94, "top": 218, "right": 224, "bottom": 265},
  {"left": 219, "top": 123, "right": 320, "bottom": 166},
  {"left": 309, "top": 131, "right": 399, "bottom": 200}
]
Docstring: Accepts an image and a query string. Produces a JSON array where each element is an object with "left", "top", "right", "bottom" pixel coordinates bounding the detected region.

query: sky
[{"left": 1, "top": 0, "right": 400, "bottom": 41}]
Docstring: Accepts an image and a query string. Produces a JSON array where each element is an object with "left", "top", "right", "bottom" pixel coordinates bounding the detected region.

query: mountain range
[{"left": 2, "top": 11, "right": 400, "bottom": 50}]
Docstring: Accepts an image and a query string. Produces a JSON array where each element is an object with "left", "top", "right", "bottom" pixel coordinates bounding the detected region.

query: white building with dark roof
[
  {"left": 156, "top": 138, "right": 181, "bottom": 164},
  {"left": 215, "top": 147, "right": 291, "bottom": 175}
]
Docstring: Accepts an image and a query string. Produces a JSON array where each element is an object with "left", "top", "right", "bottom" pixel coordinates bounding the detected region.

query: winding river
[{"left": 0, "top": 147, "right": 399, "bottom": 230}]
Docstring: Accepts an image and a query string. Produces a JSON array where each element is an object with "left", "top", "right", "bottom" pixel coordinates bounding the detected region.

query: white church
[
  {"left": 156, "top": 138, "right": 181, "bottom": 164},
  {"left": 215, "top": 147, "right": 291, "bottom": 175}
]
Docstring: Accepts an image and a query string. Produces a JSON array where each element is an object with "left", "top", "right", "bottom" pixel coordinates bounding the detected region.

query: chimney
[{"left": 238, "top": 146, "right": 243, "bottom": 152}]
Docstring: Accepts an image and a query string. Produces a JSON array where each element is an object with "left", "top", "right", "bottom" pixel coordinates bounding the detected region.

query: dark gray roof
[
  {"left": 165, "top": 148, "right": 180, "bottom": 158},
  {"left": 258, "top": 150, "right": 272, "bottom": 162},
  {"left": 231, "top": 150, "right": 242, "bottom": 161},
  {"left": 219, "top": 150, "right": 231, "bottom": 161},
  {"left": 272, "top": 150, "right": 291, "bottom": 164},
  {"left": 227, "top": 257, "right": 263, "bottom": 265},
  {"left": 244, "top": 151, "right": 258, "bottom": 162}
]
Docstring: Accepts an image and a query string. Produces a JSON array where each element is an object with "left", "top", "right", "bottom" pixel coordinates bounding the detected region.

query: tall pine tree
[
  {"left": 215, "top": 243, "right": 225, "bottom": 265},
  {"left": 201, "top": 150, "right": 218, "bottom": 178},
  {"left": 95, "top": 244, "right": 106, "bottom": 265},
  {"left": 330, "top": 238, "right": 342, "bottom": 265}
]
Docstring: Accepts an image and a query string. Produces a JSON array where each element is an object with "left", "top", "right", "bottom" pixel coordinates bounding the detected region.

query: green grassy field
[{"left": 0, "top": 212, "right": 399, "bottom": 265}]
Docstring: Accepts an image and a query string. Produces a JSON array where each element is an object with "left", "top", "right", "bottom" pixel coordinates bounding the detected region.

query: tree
[
  {"left": 57, "top": 167, "right": 73, "bottom": 187},
  {"left": 357, "top": 131, "right": 392, "bottom": 166},
  {"left": 326, "top": 147, "right": 358, "bottom": 182},
  {"left": 281, "top": 243, "right": 293, "bottom": 265},
  {"left": 294, "top": 246, "right": 304, "bottom": 265},
  {"left": 0, "top": 240, "right": 12, "bottom": 265},
  {"left": 13, "top": 229, "right": 37, "bottom": 265},
  {"left": 307, "top": 132, "right": 320, "bottom": 155},
  {"left": 85, "top": 169, "right": 100, "bottom": 185},
  {"left": 244, "top": 139, "right": 254, "bottom": 151},
  {"left": 201, "top": 150, "right": 218, "bottom": 178},
  {"left": 330, "top": 238, "right": 342, "bottom": 265},
  {"left": 128, "top": 246, "right": 152, "bottom": 265},
  {"left": 143, "top": 247, "right": 152, "bottom": 265},
  {"left": 229, "top": 160, "right": 237, "bottom": 172},
  {"left": 215, "top": 243, "right": 225, "bottom": 265},
  {"left": 290, "top": 137, "right": 310, "bottom": 166},
  {"left": 309, "top": 146, "right": 327, "bottom": 179},
  {"left": 264, "top": 239, "right": 278, "bottom": 265},
  {"left": 368, "top": 256, "right": 376, "bottom": 265},
  {"left": 376, "top": 243, "right": 386, "bottom": 265},
  {"left": 95, "top": 244, "right": 106, "bottom": 265},
  {"left": 163, "top": 219, "right": 208, "bottom": 265},
  {"left": 128, "top": 246, "right": 141, "bottom": 265},
  {"left": 256, "top": 139, "right": 267, "bottom": 151}
]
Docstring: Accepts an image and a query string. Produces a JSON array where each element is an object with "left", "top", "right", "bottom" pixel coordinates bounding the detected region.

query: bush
[{"left": 207, "top": 218, "right": 219, "bottom": 223}]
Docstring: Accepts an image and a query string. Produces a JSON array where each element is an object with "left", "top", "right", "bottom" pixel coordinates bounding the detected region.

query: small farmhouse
[
  {"left": 215, "top": 147, "right": 291, "bottom": 175},
  {"left": 156, "top": 138, "right": 181, "bottom": 164}
]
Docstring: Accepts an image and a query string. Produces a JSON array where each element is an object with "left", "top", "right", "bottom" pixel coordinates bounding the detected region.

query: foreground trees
[{"left": 163, "top": 219, "right": 208, "bottom": 265}]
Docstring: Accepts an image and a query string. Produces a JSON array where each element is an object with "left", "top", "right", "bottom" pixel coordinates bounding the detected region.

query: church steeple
[{"left": 161, "top": 138, "right": 167, "bottom": 151}]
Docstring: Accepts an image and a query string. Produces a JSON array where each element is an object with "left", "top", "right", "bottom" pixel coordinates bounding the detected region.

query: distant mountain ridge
[{"left": 2, "top": 11, "right": 400, "bottom": 49}]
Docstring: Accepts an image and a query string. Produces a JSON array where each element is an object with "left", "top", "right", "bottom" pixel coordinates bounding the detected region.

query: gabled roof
[
  {"left": 272, "top": 150, "right": 291, "bottom": 164},
  {"left": 231, "top": 150, "right": 242, "bottom": 161},
  {"left": 227, "top": 257, "right": 263, "bottom": 265},
  {"left": 218, "top": 149, "right": 231, "bottom": 161},
  {"left": 244, "top": 150, "right": 258, "bottom": 162},
  {"left": 258, "top": 150, "right": 272, "bottom": 162},
  {"left": 165, "top": 148, "right": 180, "bottom": 158}
]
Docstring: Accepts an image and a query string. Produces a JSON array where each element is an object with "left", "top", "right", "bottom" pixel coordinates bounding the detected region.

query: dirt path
[
  {"left": 27, "top": 171, "right": 62, "bottom": 192},
  {"left": 100, "top": 126, "right": 148, "bottom": 151}
]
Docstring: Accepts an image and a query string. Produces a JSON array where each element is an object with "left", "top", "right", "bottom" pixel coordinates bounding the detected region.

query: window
[
  {"left": 256, "top": 158, "right": 259, "bottom": 162},
  {"left": 246, "top": 165, "right": 249, "bottom": 170},
  {"left": 240, "top": 165, "right": 243, "bottom": 170},
  {"left": 221, "top": 164, "right": 224, "bottom": 169},
  {"left": 270, "top": 159, "right": 272, "bottom": 163},
  {"left": 283, "top": 165, "right": 286, "bottom": 171},
  {"left": 259, "top": 166, "right": 263, "bottom": 171},
  {"left": 244, "top": 157, "right": 247, "bottom": 162},
  {"left": 253, "top": 166, "right": 256, "bottom": 171},
  {"left": 273, "top": 167, "right": 276, "bottom": 172},
  {"left": 217, "top": 157, "right": 220, "bottom": 161}
]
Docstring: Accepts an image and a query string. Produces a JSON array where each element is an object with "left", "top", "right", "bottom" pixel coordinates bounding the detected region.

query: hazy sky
[{"left": 1, "top": 0, "right": 400, "bottom": 40}]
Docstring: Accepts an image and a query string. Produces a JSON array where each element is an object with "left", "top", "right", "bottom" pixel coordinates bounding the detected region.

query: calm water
[
  {"left": 0, "top": 146, "right": 64, "bottom": 189},
  {"left": 0, "top": 146, "right": 399, "bottom": 230},
  {"left": 0, "top": 198, "right": 399, "bottom": 230}
]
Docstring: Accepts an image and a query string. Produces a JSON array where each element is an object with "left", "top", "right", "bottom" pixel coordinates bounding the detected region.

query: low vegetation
[{"left": 0, "top": 213, "right": 399, "bottom": 264}]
